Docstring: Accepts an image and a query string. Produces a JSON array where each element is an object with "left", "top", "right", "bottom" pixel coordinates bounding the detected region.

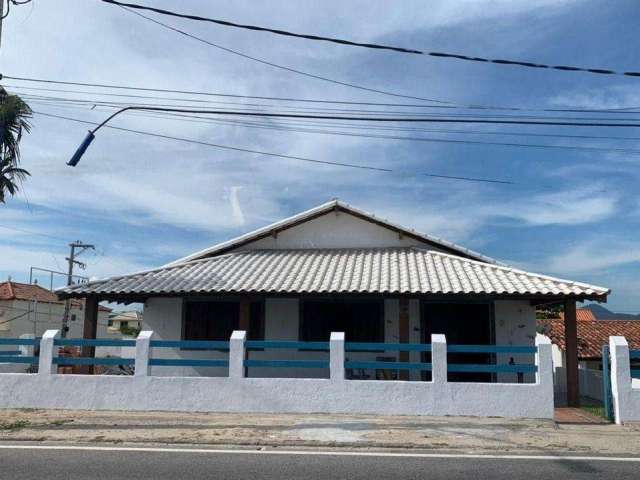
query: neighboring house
[
  {"left": 58, "top": 199, "right": 609, "bottom": 387},
  {"left": 108, "top": 311, "right": 143, "bottom": 334},
  {"left": 538, "top": 311, "right": 640, "bottom": 401},
  {"left": 0, "top": 280, "right": 112, "bottom": 339},
  {"left": 0, "top": 280, "right": 113, "bottom": 372}
]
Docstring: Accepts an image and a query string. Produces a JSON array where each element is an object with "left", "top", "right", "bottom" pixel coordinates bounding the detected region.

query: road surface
[{"left": 1, "top": 445, "right": 639, "bottom": 479}]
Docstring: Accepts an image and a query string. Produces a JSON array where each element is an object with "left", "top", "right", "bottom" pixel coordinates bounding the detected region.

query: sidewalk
[{"left": 1, "top": 409, "right": 638, "bottom": 455}]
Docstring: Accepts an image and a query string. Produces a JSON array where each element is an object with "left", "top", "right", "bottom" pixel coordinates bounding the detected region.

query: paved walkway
[
  {"left": 1, "top": 409, "right": 639, "bottom": 455},
  {"left": 554, "top": 408, "right": 609, "bottom": 424}
]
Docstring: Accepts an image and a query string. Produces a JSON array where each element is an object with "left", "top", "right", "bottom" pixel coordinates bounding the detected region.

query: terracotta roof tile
[
  {"left": 0, "top": 281, "right": 111, "bottom": 312},
  {"left": 558, "top": 308, "right": 597, "bottom": 322},
  {"left": 538, "top": 318, "right": 640, "bottom": 359}
]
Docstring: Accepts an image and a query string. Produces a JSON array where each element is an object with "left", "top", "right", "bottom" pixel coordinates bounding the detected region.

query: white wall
[
  {"left": 0, "top": 332, "right": 555, "bottom": 419},
  {"left": 237, "top": 211, "right": 442, "bottom": 251},
  {"left": 0, "top": 299, "right": 111, "bottom": 339},
  {"left": 610, "top": 336, "right": 640, "bottom": 424},
  {"left": 493, "top": 300, "right": 537, "bottom": 383}
]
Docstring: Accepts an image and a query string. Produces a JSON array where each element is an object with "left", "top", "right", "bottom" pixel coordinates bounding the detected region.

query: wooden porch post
[
  {"left": 399, "top": 297, "right": 410, "bottom": 381},
  {"left": 82, "top": 296, "right": 99, "bottom": 374},
  {"left": 239, "top": 297, "right": 251, "bottom": 333},
  {"left": 564, "top": 298, "right": 580, "bottom": 407}
]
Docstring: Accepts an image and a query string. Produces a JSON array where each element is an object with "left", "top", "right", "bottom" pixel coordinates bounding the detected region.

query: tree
[
  {"left": 0, "top": 157, "right": 30, "bottom": 203},
  {"left": 0, "top": 86, "right": 32, "bottom": 203}
]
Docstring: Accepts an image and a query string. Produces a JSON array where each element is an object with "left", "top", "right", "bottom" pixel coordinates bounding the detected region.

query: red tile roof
[
  {"left": 538, "top": 318, "right": 640, "bottom": 359},
  {"left": 0, "top": 281, "right": 111, "bottom": 312},
  {"left": 558, "top": 308, "right": 597, "bottom": 322}
]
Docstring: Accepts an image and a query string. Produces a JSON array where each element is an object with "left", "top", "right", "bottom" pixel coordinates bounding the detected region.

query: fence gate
[{"left": 602, "top": 344, "right": 614, "bottom": 421}]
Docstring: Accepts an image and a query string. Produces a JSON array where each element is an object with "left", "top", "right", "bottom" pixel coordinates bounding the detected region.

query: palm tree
[
  {"left": 0, "top": 86, "right": 32, "bottom": 203},
  {"left": 0, "top": 157, "right": 30, "bottom": 203}
]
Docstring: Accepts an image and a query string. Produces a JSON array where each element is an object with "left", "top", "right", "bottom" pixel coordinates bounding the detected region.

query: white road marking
[{"left": 0, "top": 444, "right": 639, "bottom": 462}]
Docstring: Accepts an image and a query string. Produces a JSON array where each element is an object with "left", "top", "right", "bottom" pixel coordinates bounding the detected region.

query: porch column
[
  {"left": 239, "top": 297, "right": 250, "bottom": 332},
  {"left": 82, "top": 296, "right": 99, "bottom": 374},
  {"left": 398, "top": 297, "right": 410, "bottom": 381},
  {"left": 564, "top": 298, "right": 580, "bottom": 407}
]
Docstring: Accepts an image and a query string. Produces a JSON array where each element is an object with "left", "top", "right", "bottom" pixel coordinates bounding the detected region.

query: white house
[{"left": 58, "top": 200, "right": 609, "bottom": 401}]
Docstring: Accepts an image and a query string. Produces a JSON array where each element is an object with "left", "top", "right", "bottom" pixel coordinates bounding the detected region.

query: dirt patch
[{"left": 0, "top": 409, "right": 638, "bottom": 455}]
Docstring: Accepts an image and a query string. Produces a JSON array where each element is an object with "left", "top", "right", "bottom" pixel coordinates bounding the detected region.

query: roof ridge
[
  {"left": 164, "top": 199, "right": 500, "bottom": 267},
  {"left": 426, "top": 250, "right": 610, "bottom": 294}
]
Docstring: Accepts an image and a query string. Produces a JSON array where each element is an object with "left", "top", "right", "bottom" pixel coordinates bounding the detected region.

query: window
[
  {"left": 300, "top": 299, "right": 384, "bottom": 342},
  {"left": 183, "top": 301, "right": 239, "bottom": 341},
  {"left": 182, "top": 299, "right": 265, "bottom": 341}
]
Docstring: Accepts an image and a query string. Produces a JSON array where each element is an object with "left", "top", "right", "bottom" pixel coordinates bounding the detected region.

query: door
[{"left": 421, "top": 301, "right": 493, "bottom": 382}]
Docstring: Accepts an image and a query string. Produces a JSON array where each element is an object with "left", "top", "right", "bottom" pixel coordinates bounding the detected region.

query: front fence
[
  {"left": 0, "top": 329, "right": 554, "bottom": 419},
  {"left": 609, "top": 336, "right": 640, "bottom": 424}
]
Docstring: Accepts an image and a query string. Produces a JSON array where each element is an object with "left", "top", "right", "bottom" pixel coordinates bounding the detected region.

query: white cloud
[
  {"left": 491, "top": 187, "right": 617, "bottom": 226},
  {"left": 546, "top": 240, "right": 640, "bottom": 274}
]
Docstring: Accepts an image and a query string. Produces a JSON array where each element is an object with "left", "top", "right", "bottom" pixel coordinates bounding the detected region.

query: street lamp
[
  {"left": 68, "top": 106, "right": 323, "bottom": 167},
  {"left": 66, "top": 106, "right": 445, "bottom": 167}
]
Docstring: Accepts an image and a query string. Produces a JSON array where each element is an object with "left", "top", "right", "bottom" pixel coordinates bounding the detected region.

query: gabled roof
[
  {"left": 1, "top": 281, "right": 65, "bottom": 303},
  {"left": 1, "top": 281, "right": 112, "bottom": 311},
  {"left": 539, "top": 318, "right": 640, "bottom": 359},
  {"left": 58, "top": 247, "right": 609, "bottom": 301},
  {"left": 166, "top": 199, "right": 499, "bottom": 266}
]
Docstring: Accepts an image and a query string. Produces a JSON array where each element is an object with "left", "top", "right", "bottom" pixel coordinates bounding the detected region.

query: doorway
[{"left": 421, "top": 301, "right": 494, "bottom": 382}]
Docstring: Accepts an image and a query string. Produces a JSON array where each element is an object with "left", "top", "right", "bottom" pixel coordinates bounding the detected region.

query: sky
[{"left": 1, "top": 0, "right": 639, "bottom": 313}]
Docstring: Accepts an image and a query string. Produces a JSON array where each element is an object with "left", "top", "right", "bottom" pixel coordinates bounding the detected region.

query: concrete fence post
[
  {"left": 431, "top": 334, "right": 447, "bottom": 384},
  {"left": 535, "top": 334, "right": 553, "bottom": 387},
  {"left": 19, "top": 333, "right": 35, "bottom": 358},
  {"left": 535, "top": 334, "right": 554, "bottom": 418},
  {"left": 330, "top": 332, "right": 345, "bottom": 381},
  {"left": 610, "top": 336, "right": 631, "bottom": 425},
  {"left": 38, "top": 329, "right": 59, "bottom": 375},
  {"left": 135, "top": 330, "right": 154, "bottom": 377},
  {"left": 229, "top": 330, "right": 246, "bottom": 379}
]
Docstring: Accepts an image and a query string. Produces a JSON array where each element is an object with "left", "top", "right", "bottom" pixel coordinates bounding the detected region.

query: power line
[
  {"left": 117, "top": 6, "right": 451, "bottom": 105},
  {"left": 102, "top": 0, "right": 640, "bottom": 79},
  {"left": 33, "top": 110, "right": 517, "bottom": 185},
  {"left": 34, "top": 103, "right": 640, "bottom": 128},
  {"left": 19, "top": 91, "right": 640, "bottom": 121},
  {"left": 6, "top": 74, "right": 640, "bottom": 114},
  {"left": 0, "top": 224, "right": 69, "bottom": 242},
  {"left": 14, "top": 91, "right": 640, "bottom": 141},
  {"left": 33, "top": 101, "right": 640, "bottom": 157}
]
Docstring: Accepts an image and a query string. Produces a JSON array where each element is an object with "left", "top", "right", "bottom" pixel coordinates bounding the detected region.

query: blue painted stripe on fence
[
  {"left": 54, "top": 338, "right": 137, "bottom": 347},
  {"left": 149, "top": 358, "right": 229, "bottom": 367},
  {"left": 630, "top": 350, "right": 640, "bottom": 359},
  {"left": 52, "top": 357, "right": 135, "bottom": 366},
  {"left": 345, "top": 342, "right": 432, "bottom": 352},
  {"left": 448, "top": 363, "right": 537, "bottom": 373},
  {"left": 0, "top": 338, "right": 40, "bottom": 346},
  {"left": 150, "top": 340, "right": 230, "bottom": 349},
  {"left": 345, "top": 361, "right": 432, "bottom": 371},
  {"left": 631, "top": 369, "right": 640, "bottom": 379},
  {"left": 447, "top": 345, "right": 537, "bottom": 354},
  {"left": 245, "top": 341, "right": 329, "bottom": 350},
  {"left": 0, "top": 356, "right": 37, "bottom": 364},
  {"left": 0, "top": 350, "right": 22, "bottom": 355},
  {"left": 244, "top": 359, "right": 329, "bottom": 369}
]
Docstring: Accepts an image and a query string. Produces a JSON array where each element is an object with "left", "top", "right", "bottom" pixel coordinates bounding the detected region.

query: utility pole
[{"left": 61, "top": 241, "right": 95, "bottom": 338}]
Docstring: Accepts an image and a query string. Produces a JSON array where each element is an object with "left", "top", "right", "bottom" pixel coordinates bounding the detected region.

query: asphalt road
[{"left": 1, "top": 445, "right": 639, "bottom": 479}]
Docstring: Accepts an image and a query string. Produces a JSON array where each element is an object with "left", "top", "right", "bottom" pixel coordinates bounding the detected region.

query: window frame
[
  {"left": 180, "top": 297, "right": 265, "bottom": 350},
  {"left": 298, "top": 297, "right": 385, "bottom": 346}
]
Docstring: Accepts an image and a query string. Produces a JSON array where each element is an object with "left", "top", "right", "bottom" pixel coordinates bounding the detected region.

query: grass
[
  {"left": 579, "top": 397, "right": 609, "bottom": 421},
  {"left": 0, "top": 420, "right": 30, "bottom": 431}
]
